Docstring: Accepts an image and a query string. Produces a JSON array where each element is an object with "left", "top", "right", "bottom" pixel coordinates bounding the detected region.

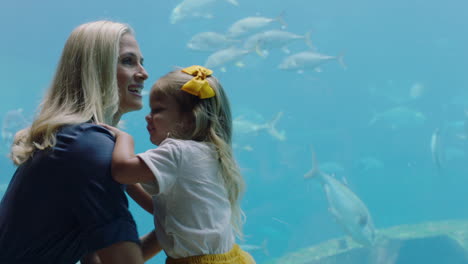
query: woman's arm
[
  {"left": 127, "top": 183, "right": 153, "bottom": 214},
  {"left": 99, "top": 124, "right": 155, "bottom": 184}
]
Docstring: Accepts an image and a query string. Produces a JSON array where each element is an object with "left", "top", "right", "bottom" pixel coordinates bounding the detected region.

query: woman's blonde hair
[
  {"left": 152, "top": 69, "right": 246, "bottom": 238},
  {"left": 11, "top": 20, "right": 133, "bottom": 165}
]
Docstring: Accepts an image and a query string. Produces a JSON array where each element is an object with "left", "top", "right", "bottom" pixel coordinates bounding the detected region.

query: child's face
[{"left": 145, "top": 92, "right": 186, "bottom": 145}]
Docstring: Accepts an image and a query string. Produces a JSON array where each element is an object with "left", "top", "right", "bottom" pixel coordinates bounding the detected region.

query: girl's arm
[
  {"left": 95, "top": 241, "right": 144, "bottom": 264},
  {"left": 127, "top": 183, "right": 153, "bottom": 214},
  {"left": 100, "top": 124, "right": 155, "bottom": 184},
  {"left": 81, "top": 230, "right": 162, "bottom": 263},
  {"left": 81, "top": 252, "right": 102, "bottom": 264},
  {"left": 140, "top": 230, "right": 163, "bottom": 261}
]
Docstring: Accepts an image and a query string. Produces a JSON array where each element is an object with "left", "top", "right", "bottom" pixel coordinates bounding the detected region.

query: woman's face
[
  {"left": 117, "top": 33, "right": 149, "bottom": 114},
  {"left": 145, "top": 92, "right": 186, "bottom": 145}
]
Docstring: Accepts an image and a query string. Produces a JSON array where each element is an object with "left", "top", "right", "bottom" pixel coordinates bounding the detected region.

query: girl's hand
[{"left": 99, "top": 123, "right": 125, "bottom": 138}]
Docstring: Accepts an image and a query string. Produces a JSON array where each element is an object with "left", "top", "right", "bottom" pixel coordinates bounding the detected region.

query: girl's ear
[{"left": 183, "top": 112, "right": 196, "bottom": 132}]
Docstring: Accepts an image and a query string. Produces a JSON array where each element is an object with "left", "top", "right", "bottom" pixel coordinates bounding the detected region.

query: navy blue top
[{"left": 0, "top": 123, "right": 139, "bottom": 264}]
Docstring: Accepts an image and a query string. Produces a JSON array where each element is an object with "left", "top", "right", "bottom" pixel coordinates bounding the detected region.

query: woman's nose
[{"left": 136, "top": 66, "right": 149, "bottom": 81}]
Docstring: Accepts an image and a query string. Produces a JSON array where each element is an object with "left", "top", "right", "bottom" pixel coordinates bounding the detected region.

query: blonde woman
[
  {"left": 101, "top": 66, "right": 255, "bottom": 264},
  {"left": 0, "top": 21, "right": 160, "bottom": 263}
]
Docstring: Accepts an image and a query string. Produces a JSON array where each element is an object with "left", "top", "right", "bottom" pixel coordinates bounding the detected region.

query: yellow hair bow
[{"left": 181, "top": 65, "right": 215, "bottom": 99}]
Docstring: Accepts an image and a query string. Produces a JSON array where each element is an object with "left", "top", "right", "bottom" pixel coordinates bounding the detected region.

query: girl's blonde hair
[
  {"left": 11, "top": 20, "right": 133, "bottom": 165},
  {"left": 152, "top": 69, "right": 246, "bottom": 238}
]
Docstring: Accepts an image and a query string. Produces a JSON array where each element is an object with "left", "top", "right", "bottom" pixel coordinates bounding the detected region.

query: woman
[{"left": 0, "top": 20, "right": 160, "bottom": 263}]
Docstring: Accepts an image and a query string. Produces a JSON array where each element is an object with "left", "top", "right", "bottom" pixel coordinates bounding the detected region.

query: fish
[
  {"left": 431, "top": 128, "right": 444, "bottom": 176},
  {"left": 1, "top": 108, "right": 30, "bottom": 150},
  {"left": 227, "top": 13, "right": 287, "bottom": 38},
  {"left": 409, "top": 82, "right": 425, "bottom": 99},
  {"left": 369, "top": 106, "right": 426, "bottom": 130},
  {"left": 170, "top": 0, "right": 239, "bottom": 24},
  {"left": 278, "top": 51, "right": 345, "bottom": 73},
  {"left": 271, "top": 217, "right": 290, "bottom": 227},
  {"left": 233, "top": 143, "right": 254, "bottom": 152},
  {"left": 368, "top": 80, "right": 425, "bottom": 104},
  {"left": 244, "top": 30, "right": 313, "bottom": 57},
  {"left": 456, "top": 109, "right": 468, "bottom": 141},
  {"left": 240, "top": 239, "right": 269, "bottom": 255},
  {"left": 444, "top": 147, "right": 466, "bottom": 161},
  {"left": 204, "top": 47, "right": 251, "bottom": 70},
  {"left": 355, "top": 156, "right": 385, "bottom": 172},
  {"left": 233, "top": 112, "right": 286, "bottom": 141},
  {"left": 187, "top": 32, "right": 240, "bottom": 52},
  {"left": 442, "top": 112, "right": 468, "bottom": 141},
  {"left": 304, "top": 151, "right": 376, "bottom": 246}
]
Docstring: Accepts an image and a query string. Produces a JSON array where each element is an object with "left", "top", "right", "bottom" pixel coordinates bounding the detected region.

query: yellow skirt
[{"left": 166, "top": 244, "right": 255, "bottom": 264}]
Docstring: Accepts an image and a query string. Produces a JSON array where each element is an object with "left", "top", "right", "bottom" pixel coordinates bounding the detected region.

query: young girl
[{"left": 102, "top": 65, "right": 255, "bottom": 264}]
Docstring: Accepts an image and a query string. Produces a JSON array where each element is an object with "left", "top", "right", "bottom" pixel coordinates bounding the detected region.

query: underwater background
[{"left": 1, "top": 0, "right": 468, "bottom": 263}]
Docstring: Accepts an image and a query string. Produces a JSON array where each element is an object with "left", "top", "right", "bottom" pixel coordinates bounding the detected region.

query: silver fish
[
  {"left": 170, "top": 0, "right": 239, "bottom": 24},
  {"left": 187, "top": 32, "right": 239, "bottom": 52},
  {"left": 240, "top": 239, "right": 269, "bottom": 255},
  {"left": 304, "top": 151, "right": 376, "bottom": 246},
  {"left": 431, "top": 128, "right": 444, "bottom": 175},
  {"left": 278, "top": 51, "right": 345, "bottom": 73},
  {"left": 232, "top": 144, "right": 254, "bottom": 152},
  {"left": 356, "top": 156, "right": 385, "bottom": 172},
  {"left": 227, "top": 14, "right": 287, "bottom": 38},
  {"left": 233, "top": 112, "right": 285, "bottom": 141},
  {"left": 204, "top": 47, "right": 250, "bottom": 70},
  {"left": 369, "top": 106, "right": 426, "bottom": 129},
  {"left": 1, "top": 108, "right": 29, "bottom": 149},
  {"left": 244, "top": 30, "right": 313, "bottom": 56}
]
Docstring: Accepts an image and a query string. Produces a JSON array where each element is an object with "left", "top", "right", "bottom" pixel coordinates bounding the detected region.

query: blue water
[{"left": 1, "top": 0, "right": 468, "bottom": 263}]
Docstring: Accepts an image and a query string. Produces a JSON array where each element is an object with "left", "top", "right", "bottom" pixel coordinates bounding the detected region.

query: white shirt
[{"left": 137, "top": 138, "right": 234, "bottom": 258}]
